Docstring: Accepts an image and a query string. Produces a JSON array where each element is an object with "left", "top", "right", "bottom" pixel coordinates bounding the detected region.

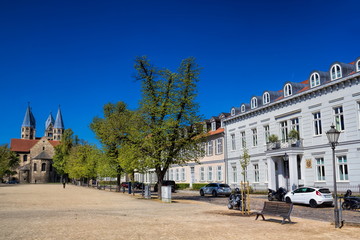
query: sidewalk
[{"left": 1, "top": 184, "right": 360, "bottom": 240}]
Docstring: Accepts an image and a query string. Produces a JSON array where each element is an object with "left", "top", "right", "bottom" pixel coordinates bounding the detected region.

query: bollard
[
  {"left": 162, "top": 186, "right": 172, "bottom": 203},
  {"left": 144, "top": 185, "right": 151, "bottom": 199}
]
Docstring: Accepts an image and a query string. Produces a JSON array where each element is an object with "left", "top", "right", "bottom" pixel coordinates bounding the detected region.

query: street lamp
[{"left": 326, "top": 124, "right": 341, "bottom": 228}]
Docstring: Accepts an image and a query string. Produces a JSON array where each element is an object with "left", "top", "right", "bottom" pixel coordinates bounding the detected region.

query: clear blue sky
[{"left": 1, "top": 0, "right": 359, "bottom": 146}]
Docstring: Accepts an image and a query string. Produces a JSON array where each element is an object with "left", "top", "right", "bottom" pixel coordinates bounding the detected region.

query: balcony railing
[{"left": 266, "top": 139, "right": 303, "bottom": 151}]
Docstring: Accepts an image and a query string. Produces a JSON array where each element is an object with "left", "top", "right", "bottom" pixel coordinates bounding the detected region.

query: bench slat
[{"left": 255, "top": 201, "right": 293, "bottom": 224}]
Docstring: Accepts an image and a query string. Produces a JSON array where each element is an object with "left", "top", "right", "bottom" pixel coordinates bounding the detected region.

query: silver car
[{"left": 200, "top": 183, "right": 231, "bottom": 197}]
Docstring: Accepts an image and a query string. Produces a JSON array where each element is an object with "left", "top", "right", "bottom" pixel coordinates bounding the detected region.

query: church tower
[
  {"left": 53, "top": 106, "right": 64, "bottom": 140},
  {"left": 21, "top": 104, "right": 36, "bottom": 139},
  {"left": 44, "top": 113, "right": 55, "bottom": 140}
]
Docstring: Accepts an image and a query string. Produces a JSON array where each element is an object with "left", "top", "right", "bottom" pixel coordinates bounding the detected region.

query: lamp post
[{"left": 326, "top": 124, "right": 341, "bottom": 228}]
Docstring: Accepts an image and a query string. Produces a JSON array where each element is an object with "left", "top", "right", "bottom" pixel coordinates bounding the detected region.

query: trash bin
[
  {"left": 144, "top": 185, "right": 151, "bottom": 199},
  {"left": 162, "top": 186, "right": 172, "bottom": 203},
  {"left": 128, "top": 182, "right": 132, "bottom": 194}
]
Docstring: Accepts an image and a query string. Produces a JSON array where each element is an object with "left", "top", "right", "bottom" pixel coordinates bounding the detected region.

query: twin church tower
[{"left": 21, "top": 104, "right": 65, "bottom": 141}]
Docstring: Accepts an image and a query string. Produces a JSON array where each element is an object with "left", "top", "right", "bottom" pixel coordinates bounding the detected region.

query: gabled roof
[
  {"left": 22, "top": 105, "right": 36, "bottom": 128},
  {"left": 34, "top": 151, "right": 52, "bottom": 160},
  {"left": 10, "top": 138, "right": 60, "bottom": 152},
  {"left": 54, "top": 107, "right": 64, "bottom": 129}
]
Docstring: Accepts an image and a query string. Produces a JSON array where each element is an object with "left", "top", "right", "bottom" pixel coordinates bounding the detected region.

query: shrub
[
  {"left": 176, "top": 183, "right": 190, "bottom": 190},
  {"left": 191, "top": 183, "right": 207, "bottom": 190}
]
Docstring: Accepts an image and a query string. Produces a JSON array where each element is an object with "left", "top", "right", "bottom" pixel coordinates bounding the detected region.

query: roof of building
[
  {"left": 22, "top": 105, "right": 36, "bottom": 128},
  {"left": 33, "top": 151, "right": 52, "bottom": 160},
  {"left": 45, "top": 113, "right": 55, "bottom": 129},
  {"left": 54, "top": 107, "right": 65, "bottom": 129},
  {"left": 10, "top": 138, "right": 60, "bottom": 152},
  {"left": 208, "top": 128, "right": 224, "bottom": 136}
]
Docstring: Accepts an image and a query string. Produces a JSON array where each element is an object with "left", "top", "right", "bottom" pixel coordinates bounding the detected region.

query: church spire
[
  {"left": 21, "top": 103, "right": 36, "bottom": 139},
  {"left": 53, "top": 106, "right": 64, "bottom": 140},
  {"left": 45, "top": 112, "right": 55, "bottom": 140}
]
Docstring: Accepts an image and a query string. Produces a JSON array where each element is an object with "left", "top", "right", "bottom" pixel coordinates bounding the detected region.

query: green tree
[
  {"left": 133, "top": 56, "right": 205, "bottom": 198},
  {"left": 0, "top": 144, "right": 19, "bottom": 181},
  {"left": 240, "top": 148, "right": 250, "bottom": 182}
]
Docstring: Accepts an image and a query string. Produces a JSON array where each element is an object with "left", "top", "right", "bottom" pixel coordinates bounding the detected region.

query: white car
[{"left": 284, "top": 187, "right": 333, "bottom": 208}]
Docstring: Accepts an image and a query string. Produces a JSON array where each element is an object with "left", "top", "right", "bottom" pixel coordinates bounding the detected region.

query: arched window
[
  {"left": 331, "top": 64, "right": 342, "bottom": 80},
  {"left": 23, "top": 155, "right": 27, "bottom": 162},
  {"left": 241, "top": 105, "right": 246, "bottom": 112},
  {"left": 231, "top": 108, "right": 235, "bottom": 116},
  {"left": 41, "top": 163, "right": 46, "bottom": 171},
  {"left": 263, "top": 92, "right": 270, "bottom": 104},
  {"left": 310, "top": 73, "right": 320, "bottom": 88},
  {"left": 34, "top": 163, "right": 37, "bottom": 171},
  {"left": 284, "top": 83, "right": 292, "bottom": 97},
  {"left": 357, "top": 60, "right": 360, "bottom": 72},
  {"left": 251, "top": 97, "right": 257, "bottom": 109}
]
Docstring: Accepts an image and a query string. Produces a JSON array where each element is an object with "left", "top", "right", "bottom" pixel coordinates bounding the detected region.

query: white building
[{"left": 223, "top": 56, "right": 360, "bottom": 192}]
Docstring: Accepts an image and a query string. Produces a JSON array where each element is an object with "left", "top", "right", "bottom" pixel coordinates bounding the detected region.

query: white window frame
[
  {"left": 216, "top": 138, "right": 223, "bottom": 155},
  {"left": 310, "top": 72, "right": 320, "bottom": 88},
  {"left": 232, "top": 165, "right": 237, "bottom": 183},
  {"left": 254, "top": 164, "right": 259, "bottom": 182},
  {"left": 181, "top": 168, "right": 185, "bottom": 181},
  {"left": 264, "top": 125, "right": 270, "bottom": 143},
  {"left": 357, "top": 60, "right": 360, "bottom": 72},
  {"left": 241, "top": 105, "right": 245, "bottom": 112},
  {"left": 200, "top": 167, "right": 205, "bottom": 181},
  {"left": 333, "top": 106, "right": 345, "bottom": 131},
  {"left": 170, "top": 169, "right": 174, "bottom": 180},
  {"left": 290, "top": 117, "right": 300, "bottom": 136},
  {"left": 231, "top": 108, "right": 235, "bottom": 116},
  {"left": 241, "top": 131, "right": 246, "bottom": 148},
  {"left": 175, "top": 169, "right": 179, "bottom": 181},
  {"left": 207, "top": 140, "right": 213, "bottom": 156},
  {"left": 280, "top": 121, "right": 288, "bottom": 142},
  {"left": 313, "top": 112, "right": 322, "bottom": 136},
  {"left": 252, "top": 128, "right": 258, "bottom": 146},
  {"left": 217, "top": 165, "right": 222, "bottom": 181},
  {"left": 284, "top": 83, "right": 292, "bottom": 97},
  {"left": 208, "top": 166, "right": 213, "bottom": 181},
  {"left": 331, "top": 64, "right": 342, "bottom": 80},
  {"left": 251, "top": 97, "right": 257, "bottom": 109},
  {"left": 316, "top": 157, "right": 325, "bottom": 181},
  {"left": 231, "top": 133, "right": 236, "bottom": 151},
  {"left": 211, "top": 121, "right": 216, "bottom": 131},
  {"left": 337, "top": 156, "right": 348, "bottom": 181},
  {"left": 263, "top": 92, "right": 270, "bottom": 105}
]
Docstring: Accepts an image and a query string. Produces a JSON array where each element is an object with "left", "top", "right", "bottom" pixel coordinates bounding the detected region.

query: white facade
[{"left": 224, "top": 57, "right": 360, "bottom": 192}]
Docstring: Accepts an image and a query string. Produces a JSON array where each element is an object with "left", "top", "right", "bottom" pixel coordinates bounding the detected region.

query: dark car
[
  {"left": 7, "top": 180, "right": 19, "bottom": 184},
  {"left": 121, "top": 182, "right": 144, "bottom": 189},
  {"left": 154, "top": 180, "right": 176, "bottom": 193}
]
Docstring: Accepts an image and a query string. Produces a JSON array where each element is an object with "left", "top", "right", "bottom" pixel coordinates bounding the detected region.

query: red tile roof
[
  {"left": 208, "top": 128, "right": 224, "bottom": 136},
  {"left": 10, "top": 138, "right": 60, "bottom": 152}
]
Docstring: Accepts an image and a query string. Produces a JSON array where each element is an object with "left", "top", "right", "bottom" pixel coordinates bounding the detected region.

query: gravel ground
[{"left": 1, "top": 184, "right": 360, "bottom": 240}]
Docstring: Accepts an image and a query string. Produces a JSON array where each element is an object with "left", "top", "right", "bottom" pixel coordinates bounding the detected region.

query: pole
[{"left": 332, "top": 144, "right": 340, "bottom": 228}]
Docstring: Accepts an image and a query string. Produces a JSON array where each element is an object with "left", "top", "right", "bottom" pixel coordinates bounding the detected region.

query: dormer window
[
  {"left": 211, "top": 121, "right": 216, "bottom": 131},
  {"left": 251, "top": 97, "right": 257, "bottom": 109},
  {"left": 357, "top": 60, "right": 360, "bottom": 72},
  {"left": 310, "top": 73, "right": 320, "bottom": 88},
  {"left": 284, "top": 83, "right": 292, "bottom": 97},
  {"left": 231, "top": 108, "right": 235, "bottom": 116},
  {"left": 241, "top": 105, "right": 245, "bottom": 113},
  {"left": 263, "top": 92, "right": 270, "bottom": 105},
  {"left": 331, "top": 64, "right": 342, "bottom": 80}
]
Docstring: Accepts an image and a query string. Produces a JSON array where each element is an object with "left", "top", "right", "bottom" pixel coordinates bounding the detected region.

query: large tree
[
  {"left": 0, "top": 144, "right": 19, "bottom": 181},
  {"left": 133, "top": 56, "right": 205, "bottom": 198}
]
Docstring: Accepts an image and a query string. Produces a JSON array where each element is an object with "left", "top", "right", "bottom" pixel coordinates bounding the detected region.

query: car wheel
[
  {"left": 268, "top": 195, "right": 273, "bottom": 201},
  {"left": 342, "top": 202, "right": 351, "bottom": 210},
  {"left": 228, "top": 203, "right": 233, "bottom": 209},
  {"left": 212, "top": 190, "right": 218, "bottom": 197},
  {"left": 225, "top": 194, "right": 230, "bottom": 197},
  {"left": 200, "top": 190, "right": 204, "bottom": 196},
  {"left": 285, "top": 197, "right": 292, "bottom": 203},
  {"left": 309, "top": 199, "right": 318, "bottom": 208}
]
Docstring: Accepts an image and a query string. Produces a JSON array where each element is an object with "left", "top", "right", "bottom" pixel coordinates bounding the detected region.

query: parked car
[
  {"left": 121, "top": 182, "right": 144, "bottom": 189},
  {"left": 154, "top": 180, "right": 176, "bottom": 193},
  {"left": 6, "top": 180, "right": 19, "bottom": 184},
  {"left": 200, "top": 183, "right": 231, "bottom": 197},
  {"left": 284, "top": 187, "right": 333, "bottom": 208}
]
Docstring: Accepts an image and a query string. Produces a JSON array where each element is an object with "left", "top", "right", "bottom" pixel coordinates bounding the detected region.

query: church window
[
  {"left": 23, "top": 155, "right": 27, "bottom": 162},
  {"left": 34, "top": 163, "right": 37, "bottom": 171},
  {"left": 41, "top": 163, "right": 46, "bottom": 171},
  {"left": 50, "top": 164, "right": 53, "bottom": 172}
]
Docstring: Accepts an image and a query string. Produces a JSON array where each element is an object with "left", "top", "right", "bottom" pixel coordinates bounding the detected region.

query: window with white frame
[
  {"left": 252, "top": 128, "right": 258, "bottom": 146},
  {"left": 176, "top": 169, "right": 179, "bottom": 181},
  {"left": 220, "top": 119, "right": 224, "bottom": 128},
  {"left": 357, "top": 60, "right": 360, "bottom": 72},
  {"left": 181, "top": 168, "right": 185, "bottom": 181},
  {"left": 207, "top": 140, "right": 213, "bottom": 156},
  {"left": 200, "top": 167, "right": 205, "bottom": 181},
  {"left": 264, "top": 125, "right": 270, "bottom": 143},
  {"left": 337, "top": 156, "right": 348, "bottom": 181},
  {"left": 251, "top": 97, "right": 257, "bottom": 109},
  {"left": 231, "top": 133, "right": 236, "bottom": 151},
  {"left": 241, "top": 131, "right": 246, "bottom": 148},
  {"left": 231, "top": 108, "right": 235, "bottom": 116},
  {"left": 217, "top": 166, "right": 222, "bottom": 181},
  {"left": 334, "top": 106, "right": 345, "bottom": 131},
  {"left": 290, "top": 117, "right": 300, "bottom": 137},
  {"left": 241, "top": 105, "right": 245, "bottom": 112},
  {"left": 284, "top": 83, "right": 292, "bottom": 97},
  {"left": 280, "top": 121, "right": 288, "bottom": 142},
  {"left": 263, "top": 92, "right": 270, "bottom": 105},
  {"left": 331, "top": 64, "right": 342, "bottom": 80},
  {"left": 316, "top": 158, "right": 325, "bottom": 181},
  {"left": 208, "top": 166, "right": 213, "bottom": 181},
  {"left": 211, "top": 121, "right": 216, "bottom": 131},
  {"left": 313, "top": 112, "right": 322, "bottom": 136},
  {"left": 254, "top": 164, "right": 259, "bottom": 182},
  {"left": 310, "top": 72, "right": 320, "bottom": 88},
  {"left": 216, "top": 138, "right": 223, "bottom": 154},
  {"left": 232, "top": 165, "right": 237, "bottom": 183},
  {"left": 170, "top": 169, "right": 174, "bottom": 180}
]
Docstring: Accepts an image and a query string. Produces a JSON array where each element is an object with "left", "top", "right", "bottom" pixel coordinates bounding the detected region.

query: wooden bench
[{"left": 255, "top": 201, "right": 293, "bottom": 224}]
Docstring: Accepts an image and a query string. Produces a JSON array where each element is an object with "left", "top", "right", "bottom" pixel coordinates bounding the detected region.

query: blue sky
[{"left": 1, "top": 0, "right": 359, "bottom": 146}]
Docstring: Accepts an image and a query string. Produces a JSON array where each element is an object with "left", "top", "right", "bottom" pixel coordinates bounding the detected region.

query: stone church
[{"left": 10, "top": 105, "right": 65, "bottom": 183}]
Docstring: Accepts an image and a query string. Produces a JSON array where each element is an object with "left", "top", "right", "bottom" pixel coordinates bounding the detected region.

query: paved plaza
[{"left": 1, "top": 184, "right": 360, "bottom": 240}]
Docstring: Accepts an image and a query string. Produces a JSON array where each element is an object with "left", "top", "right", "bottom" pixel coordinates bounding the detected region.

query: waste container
[
  {"left": 162, "top": 186, "right": 172, "bottom": 203},
  {"left": 144, "top": 185, "right": 151, "bottom": 199},
  {"left": 128, "top": 182, "right": 132, "bottom": 194}
]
